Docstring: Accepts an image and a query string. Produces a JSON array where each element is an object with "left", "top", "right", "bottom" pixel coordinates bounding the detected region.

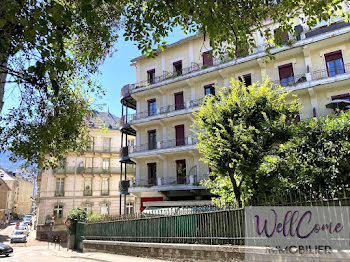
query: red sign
[
  {"left": 16, "top": 222, "right": 20, "bottom": 227},
  {"left": 65, "top": 219, "right": 71, "bottom": 228},
  {"left": 51, "top": 216, "right": 55, "bottom": 220}
]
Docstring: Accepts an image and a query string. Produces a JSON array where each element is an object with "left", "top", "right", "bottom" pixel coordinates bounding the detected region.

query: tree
[
  {"left": 0, "top": 0, "right": 120, "bottom": 167},
  {"left": 193, "top": 79, "right": 300, "bottom": 207},
  {"left": 122, "top": 0, "right": 350, "bottom": 57},
  {"left": 67, "top": 207, "right": 87, "bottom": 234},
  {"left": 263, "top": 112, "right": 350, "bottom": 198}
]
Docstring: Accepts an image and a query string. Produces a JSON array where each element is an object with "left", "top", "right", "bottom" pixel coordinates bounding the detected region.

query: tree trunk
[
  {"left": 0, "top": 57, "right": 9, "bottom": 114},
  {"left": 229, "top": 174, "right": 242, "bottom": 208}
]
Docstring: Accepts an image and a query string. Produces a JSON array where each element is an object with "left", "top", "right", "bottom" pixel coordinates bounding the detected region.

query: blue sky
[
  {"left": 0, "top": 28, "right": 189, "bottom": 169},
  {"left": 93, "top": 28, "right": 189, "bottom": 117}
]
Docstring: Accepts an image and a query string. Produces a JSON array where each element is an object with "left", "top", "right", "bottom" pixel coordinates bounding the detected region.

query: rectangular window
[
  {"left": 148, "top": 99, "right": 157, "bottom": 116},
  {"left": 126, "top": 202, "right": 134, "bottom": 214},
  {"left": 87, "top": 137, "right": 94, "bottom": 151},
  {"left": 100, "top": 204, "right": 109, "bottom": 215},
  {"left": 85, "top": 157, "right": 93, "bottom": 169},
  {"left": 202, "top": 51, "right": 213, "bottom": 66},
  {"left": 101, "top": 177, "right": 109, "bottom": 196},
  {"left": 173, "top": 60, "right": 183, "bottom": 76},
  {"left": 128, "top": 139, "right": 134, "bottom": 148},
  {"left": 176, "top": 159, "right": 186, "bottom": 184},
  {"left": 84, "top": 178, "right": 92, "bottom": 196},
  {"left": 102, "top": 158, "right": 110, "bottom": 171},
  {"left": 148, "top": 130, "right": 157, "bottom": 150},
  {"left": 278, "top": 63, "right": 294, "bottom": 87},
  {"left": 325, "top": 50, "right": 344, "bottom": 77},
  {"left": 175, "top": 124, "right": 185, "bottom": 146},
  {"left": 82, "top": 204, "right": 92, "bottom": 215},
  {"left": 103, "top": 138, "right": 111, "bottom": 152},
  {"left": 174, "top": 91, "right": 184, "bottom": 110},
  {"left": 55, "top": 178, "right": 64, "bottom": 196},
  {"left": 238, "top": 74, "right": 252, "bottom": 86},
  {"left": 53, "top": 205, "right": 63, "bottom": 218},
  {"left": 147, "top": 69, "right": 156, "bottom": 84},
  {"left": 204, "top": 84, "right": 215, "bottom": 96},
  {"left": 147, "top": 163, "right": 157, "bottom": 185}
]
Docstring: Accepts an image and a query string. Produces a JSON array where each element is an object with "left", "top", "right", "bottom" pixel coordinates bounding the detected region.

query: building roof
[
  {"left": 131, "top": 34, "right": 200, "bottom": 62},
  {"left": 0, "top": 169, "right": 15, "bottom": 181},
  {"left": 87, "top": 111, "right": 120, "bottom": 130}
]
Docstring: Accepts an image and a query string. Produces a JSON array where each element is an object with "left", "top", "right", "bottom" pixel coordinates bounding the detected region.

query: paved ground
[{"left": 0, "top": 221, "right": 170, "bottom": 262}]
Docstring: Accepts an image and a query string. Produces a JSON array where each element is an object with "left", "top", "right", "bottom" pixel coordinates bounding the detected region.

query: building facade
[
  {"left": 121, "top": 5, "right": 350, "bottom": 212},
  {"left": 0, "top": 176, "right": 11, "bottom": 226},
  {"left": 36, "top": 112, "right": 136, "bottom": 227}
]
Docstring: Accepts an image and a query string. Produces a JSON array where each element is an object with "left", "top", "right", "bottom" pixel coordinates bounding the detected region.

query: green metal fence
[
  {"left": 80, "top": 194, "right": 350, "bottom": 246},
  {"left": 84, "top": 208, "right": 245, "bottom": 245}
]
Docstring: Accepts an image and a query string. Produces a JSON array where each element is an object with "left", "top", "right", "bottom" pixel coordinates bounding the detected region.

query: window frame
[
  {"left": 147, "top": 69, "right": 156, "bottom": 84},
  {"left": 204, "top": 84, "right": 215, "bottom": 96},
  {"left": 173, "top": 60, "right": 183, "bottom": 76},
  {"left": 147, "top": 98, "right": 157, "bottom": 116},
  {"left": 325, "top": 50, "right": 344, "bottom": 77},
  {"left": 148, "top": 129, "right": 157, "bottom": 150},
  {"left": 278, "top": 63, "right": 294, "bottom": 87},
  {"left": 102, "top": 158, "right": 110, "bottom": 172}
]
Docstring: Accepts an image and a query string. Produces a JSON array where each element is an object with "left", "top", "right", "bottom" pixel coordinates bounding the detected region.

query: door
[
  {"left": 147, "top": 163, "right": 157, "bottom": 185},
  {"left": 176, "top": 160, "right": 186, "bottom": 184},
  {"left": 175, "top": 124, "right": 185, "bottom": 146},
  {"left": 174, "top": 92, "right": 184, "bottom": 110},
  {"left": 148, "top": 130, "right": 156, "bottom": 150}
]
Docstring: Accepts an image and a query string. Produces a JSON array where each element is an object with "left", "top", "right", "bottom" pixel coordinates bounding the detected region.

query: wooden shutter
[
  {"left": 174, "top": 92, "right": 184, "bottom": 110},
  {"left": 202, "top": 51, "right": 213, "bottom": 66},
  {"left": 325, "top": 50, "right": 342, "bottom": 62},
  {"left": 278, "top": 63, "right": 294, "bottom": 79},
  {"left": 175, "top": 124, "right": 185, "bottom": 146}
]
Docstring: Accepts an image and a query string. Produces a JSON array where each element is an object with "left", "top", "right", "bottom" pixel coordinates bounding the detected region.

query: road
[{"left": 0, "top": 221, "right": 170, "bottom": 262}]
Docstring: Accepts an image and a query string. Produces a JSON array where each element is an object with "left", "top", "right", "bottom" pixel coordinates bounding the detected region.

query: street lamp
[{"left": 73, "top": 156, "right": 83, "bottom": 209}]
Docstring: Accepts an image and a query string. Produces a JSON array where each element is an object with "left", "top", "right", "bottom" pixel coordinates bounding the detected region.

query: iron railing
[
  {"left": 306, "top": 21, "right": 350, "bottom": 38},
  {"left": 271, "top": 73, "right": 307, "bottom": 87},
  {"left": 131, "top": 174, "right": 202, "bottom": 187},
  {"left": 55, "top": 165, "right": 135, "bottom": 175},
  {"left": 311, "top": 63, "right": 350, "bottom": 81},
  {"left": 84, "top": 146, "right": 120, "bottom": 154},
  {"left": 124, "top": 98, "right": 205, "bottom": 124},
  {"left": 79, "top": 192, "right": 350, "bottom": 245},
  {"left": 131, "top": 137, "right": 198, "bottom": 153}
]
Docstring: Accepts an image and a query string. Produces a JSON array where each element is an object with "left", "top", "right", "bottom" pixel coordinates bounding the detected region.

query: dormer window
[
  {"left": 147, "top": 69, "right": 155, "bottom": 84},
  {"left": 173, "top": 60, "right": 183, "bottom": 76}
]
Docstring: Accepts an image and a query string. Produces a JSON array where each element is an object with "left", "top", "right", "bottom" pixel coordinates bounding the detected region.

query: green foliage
[
  {"left": 67, "top": 207, "right": 87, "bottom": 222},
  {"left": 193, "top": 79, "right": 300, "bottom": 207},
  {"left": 87, "top": 213, "right": 103, "bottom": 222},
  {"left": 263, "top": 112, "right": 350, "bottom": 198},
  {"left": 66, "top": 207, "right": 87, "bottom": 234},
  {"left": 122, "top": 0, "right": 349, "bottom": 58}
]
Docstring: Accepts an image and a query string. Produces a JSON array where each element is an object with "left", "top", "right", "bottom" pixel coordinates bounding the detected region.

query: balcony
[
  {"left": 129, "top": 174, "right": 207, "bottom": 193},
  {"left": 55, "top": 165, "right": 136, "bottom": 175},
  {"left": 271, "top": 73, "right": 307, "bottom": 87},
  {"left": 124, "top": 98, "right": 204, "bottom": 124},
  {"left": 83, "top": 189, "right": 92, "bottom": 196},
  {"left": 306, "top": 21, "right": 350, "bottom": 39},
  {"left": 54, "top": 191, "right": 64, "bottom": 197},
  {"left": 120, "top": 85, "right": 136, "bottom": 110},
  {"left": 125, "top": 56, "right": 233, "bottom": 93},
  {"left": 311, "top": 63, "right": 350, "bottom": 81},
  {"left": 129, "top": 137, "right": 197, "bottom": 155},
  {"left": 84, "top": 146, "right": 120, "bottom": 154}
]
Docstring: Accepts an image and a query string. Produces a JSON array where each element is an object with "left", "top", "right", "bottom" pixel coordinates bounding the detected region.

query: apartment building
[
  {"left": 36, "top": 112, "right": 136, "bottom": 227},
  {"left": 120, "top": 4, "right": 350, "bottom": 212},
  {"left": 0, "top": 176, "right": 11, "bottom": 226}
]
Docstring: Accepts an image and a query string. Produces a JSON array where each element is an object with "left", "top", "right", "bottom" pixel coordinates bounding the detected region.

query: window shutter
[
  {"left": 325, "top": 50, "right": 342, "bottom": 62},
  {"left": 203, "top": 51, "right": 213, "bottom": 66},
  {"left": 278, "top": 63, "right": 294, "bottom": 78}
]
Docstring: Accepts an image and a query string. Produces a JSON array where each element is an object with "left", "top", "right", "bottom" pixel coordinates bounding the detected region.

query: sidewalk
[{"left": 47, "top": 247, "right": 171, "bottom": 262}]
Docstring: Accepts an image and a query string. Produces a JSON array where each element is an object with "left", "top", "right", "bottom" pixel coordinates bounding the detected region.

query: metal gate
[{"left": 74, "top": 221, "right": 86, "bottom": 250}]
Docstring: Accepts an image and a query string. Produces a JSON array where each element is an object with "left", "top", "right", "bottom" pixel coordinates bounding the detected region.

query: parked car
[
  {"left": 10, "top": 231, "right": 27, "bottom": 243},
  {"left": 0, "top": 243, "right": 13, "bottom": 257},
  {"left": 23, "top": 215, "right": 32, "bottom": 222},
  {"left": 15, "top": 228, "right": 29, "bottom": 236}
]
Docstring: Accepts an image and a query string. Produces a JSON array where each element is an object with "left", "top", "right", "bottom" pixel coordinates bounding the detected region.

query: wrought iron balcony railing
[
  {"left": 84, "top": 146, "right": 120, "bottom": 154},
  {"left": 130, "top": 137, "right": 198, "bottom": 154},
  {"left": 311, "top": 63, "right": 350, "bottom": 81},
  {"left": 123, "top": 98, "right": 205, "bottom": 124},
  {"left": 130, "top": 173, "right": 205, "bottom": 188},
  {"left": 55, "top": 165, "right": 135, "bottom": 175},
  {"left": 271, "top": 73, "right": 307, "bottom": 87}
]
